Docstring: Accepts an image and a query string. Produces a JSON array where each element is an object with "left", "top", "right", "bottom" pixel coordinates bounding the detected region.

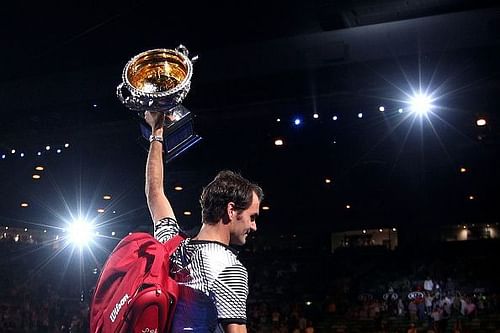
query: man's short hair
[{"left": 200, "top": 170, "right": 264, "bottom": 224}]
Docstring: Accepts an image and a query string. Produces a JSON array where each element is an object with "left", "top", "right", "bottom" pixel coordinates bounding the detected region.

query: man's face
[{"left": 229, "top": 192, "right": 260, "bottom": 246}]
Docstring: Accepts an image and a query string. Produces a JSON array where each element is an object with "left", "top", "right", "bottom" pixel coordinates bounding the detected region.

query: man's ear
[
  {"left": 226, "top": 202, "right": 237, "bottom": 221},
  {"left": 219, "top": 202, "right": 233, "bottom": 225}
]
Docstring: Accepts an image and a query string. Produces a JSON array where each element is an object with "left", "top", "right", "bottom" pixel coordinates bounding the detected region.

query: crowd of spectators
[
  {"left": 1, "top": 232, "right": 499, "bottom": 332},
  {"left": 0, "top": 239, "right": 89, "bottom": 333},
  {"left": 241, "top": 239, "right": 500, "bottom": 333}
]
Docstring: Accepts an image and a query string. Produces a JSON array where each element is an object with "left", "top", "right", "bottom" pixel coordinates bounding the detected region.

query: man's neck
[{"left": 194, "top": 222, "right": 230, "bottom": 245}]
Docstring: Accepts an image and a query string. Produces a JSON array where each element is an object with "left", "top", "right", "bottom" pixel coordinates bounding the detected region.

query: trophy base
[{"left": 140, "top": 106, "right": 202, "bottom": 163}]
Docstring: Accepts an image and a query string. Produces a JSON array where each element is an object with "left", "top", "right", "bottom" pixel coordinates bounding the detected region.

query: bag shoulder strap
[
  {"left": 148, "top": 234, "right": 184, "bottom": 279},
  {"left": 164, "top": 234, "right": 184, "bottom": 255}
]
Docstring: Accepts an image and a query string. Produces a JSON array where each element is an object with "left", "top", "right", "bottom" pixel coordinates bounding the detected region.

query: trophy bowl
[
  {"left": 117, "top": 45, "right": 201, "bottom": 163},
  {"left": 117, "top": 45, "right": 196, "bottom": 112}
]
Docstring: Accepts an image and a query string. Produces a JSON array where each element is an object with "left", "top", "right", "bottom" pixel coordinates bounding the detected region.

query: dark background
[{"left": 0, "top": 0, "right": 499, "bottom": 242}]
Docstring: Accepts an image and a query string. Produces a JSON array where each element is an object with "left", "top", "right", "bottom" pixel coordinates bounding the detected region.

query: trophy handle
[
  {"left": 116, "top": 83, "right": 127, "bottom": 104},
  {"left": 176, "top": 44, "right": 189, "bottom": 56},
  {"left": 176, "top": 44, "right": 199, "bottom": 63}
]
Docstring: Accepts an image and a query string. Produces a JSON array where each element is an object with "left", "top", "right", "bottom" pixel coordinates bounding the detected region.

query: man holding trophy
[{"left": 118, "top": 45, "right": 264, "bottom": 333}]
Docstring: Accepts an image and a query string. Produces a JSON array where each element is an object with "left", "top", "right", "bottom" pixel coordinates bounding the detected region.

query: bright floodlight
[
  {"left": 476, "top": 118, "right": 487, "bottom": 126},
  {"left": 409, "top": 94, "right": 432, "bottom": 115},
  {"left": 68, "top": 219, "right": 94, "bottom": 246}
]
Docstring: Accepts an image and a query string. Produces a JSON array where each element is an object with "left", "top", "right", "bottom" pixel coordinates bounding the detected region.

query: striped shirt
[{"left": 155, "top": 217, "right": 249, "bottom": 332}]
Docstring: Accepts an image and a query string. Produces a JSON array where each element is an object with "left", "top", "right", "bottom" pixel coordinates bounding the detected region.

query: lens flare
[
  {"left": 68, "top": 219, "right": 94, "bottom": 247},
  {"left": 409, "top": 93, "right": 433, "bottom": 115}
]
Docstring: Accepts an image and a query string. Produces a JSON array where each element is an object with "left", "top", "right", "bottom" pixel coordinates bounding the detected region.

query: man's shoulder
[
  {"left": 154, "top": 217, "right": 181, "bottom": 243},
  {"left": 186, "top": 240, "right": 245, "bottom": 272}
]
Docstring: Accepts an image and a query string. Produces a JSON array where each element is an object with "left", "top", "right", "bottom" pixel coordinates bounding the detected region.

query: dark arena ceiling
[{"left": 0, "top": 0, "right": 499, "bottom": 240}]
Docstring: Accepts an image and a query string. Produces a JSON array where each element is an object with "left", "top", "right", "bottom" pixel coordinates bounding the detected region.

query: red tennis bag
[{"left": 90, "top": 232, "right": 184, "bottom": 333}]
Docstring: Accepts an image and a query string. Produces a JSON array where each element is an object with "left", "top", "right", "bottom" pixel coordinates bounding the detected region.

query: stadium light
[
  {"left": 68, "top": 218, "right": 94, "bottom": 247},
  {"left": 476, "top": 118, "right": 487, "bottom": 127},
  {"left": 409, "top": 93, "right": 433, "bottom": 115}
]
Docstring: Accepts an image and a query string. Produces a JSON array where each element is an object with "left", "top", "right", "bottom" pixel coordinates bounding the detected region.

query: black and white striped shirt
[{"left": 155, "top": 217, "right": 249, "bottom": 332}]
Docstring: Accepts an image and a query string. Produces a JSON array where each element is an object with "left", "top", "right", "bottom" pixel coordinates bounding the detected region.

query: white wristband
[{"left": 149, "top": 135, "right": 164, "bottom": 143}]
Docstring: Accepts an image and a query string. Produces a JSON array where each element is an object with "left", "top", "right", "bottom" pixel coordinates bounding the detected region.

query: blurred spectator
[{"left": 424, "top": 277, "right": 434, "bottom": 292}]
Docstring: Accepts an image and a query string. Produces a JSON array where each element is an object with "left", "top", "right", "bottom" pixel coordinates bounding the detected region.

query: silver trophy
[{"left": 117, "top": 45, "right": 201, "bottom": 162}]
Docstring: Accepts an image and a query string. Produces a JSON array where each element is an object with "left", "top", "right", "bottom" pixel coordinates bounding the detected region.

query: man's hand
[{"left": 145, "top": 111, "right": 166, "bottom": 132}]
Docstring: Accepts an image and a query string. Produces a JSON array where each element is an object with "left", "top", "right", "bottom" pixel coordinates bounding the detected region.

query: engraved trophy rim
[{"left": 120, "top": 47, "right": 194, "bottom": 100}]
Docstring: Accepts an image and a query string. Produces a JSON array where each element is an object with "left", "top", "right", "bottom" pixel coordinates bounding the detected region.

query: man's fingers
[{"left": 145, "top": 111, "right": 165, "bottom": 125}]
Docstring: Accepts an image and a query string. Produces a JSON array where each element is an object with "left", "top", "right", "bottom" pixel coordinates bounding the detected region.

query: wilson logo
[{"left": 109, "top": 294, "right": 130, "bottom": 323}]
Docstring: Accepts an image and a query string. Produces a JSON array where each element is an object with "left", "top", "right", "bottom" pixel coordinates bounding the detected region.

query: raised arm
[{"left": 144, "top": 111, "right": 176, "bottom": 224}]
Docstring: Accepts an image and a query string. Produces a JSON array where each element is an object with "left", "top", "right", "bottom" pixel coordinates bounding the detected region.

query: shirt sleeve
[
  {"left": 212, "top": 263, "right": 249, "bottom": 324},
  {"left": 154, "top": 217, "right": 180, "bottom": 243}
]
